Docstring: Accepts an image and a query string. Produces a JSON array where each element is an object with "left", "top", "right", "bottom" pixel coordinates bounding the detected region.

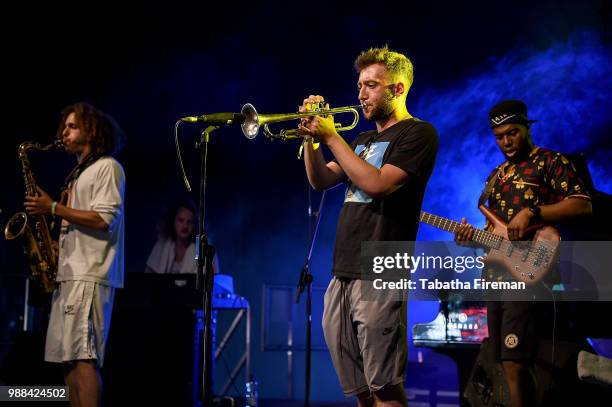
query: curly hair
[
  {"left": 354, "top": 46, "right": 414, "bottom": 90},
  {"left": 57, "top": 102, "right": 126, "bottom": 157},
  {"left": 159, "top": 200, "right": 198, "bottom": 241}
]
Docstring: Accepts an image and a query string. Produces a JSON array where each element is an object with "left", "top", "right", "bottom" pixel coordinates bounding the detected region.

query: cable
[
  {"left": 174, "top": 120, "right": 192, "bottom": 192},
  {"left": 542, "top": 282, "right": 557, "bottom": 368}
]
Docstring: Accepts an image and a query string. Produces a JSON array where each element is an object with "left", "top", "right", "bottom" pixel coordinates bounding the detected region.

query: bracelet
[{"left": 51, "top": 201, "right": 58, "bottom": 217}]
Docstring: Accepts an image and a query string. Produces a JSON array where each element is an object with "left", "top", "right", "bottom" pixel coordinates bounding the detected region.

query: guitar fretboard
[{"left": 420, "top": 212, "right": 503, "bottom": 249}]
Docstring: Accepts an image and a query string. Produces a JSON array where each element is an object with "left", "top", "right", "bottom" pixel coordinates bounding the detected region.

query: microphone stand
[
  {"left": 295, "top": 188, "right": 326, "bottom": 407},
  {"left": 176, "top": 113, "right": 248, "bottom": 407},
  {"left": 196, "top": 125, "right": 217, "bottom": 407}
]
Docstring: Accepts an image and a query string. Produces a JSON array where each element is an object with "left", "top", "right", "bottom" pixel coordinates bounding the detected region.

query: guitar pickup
[
  {"left": 533, "top": 247, "right": 546, "bottom": 267},
  {"left": 521, "top": 246, "right": 531, "bottom": 262}
]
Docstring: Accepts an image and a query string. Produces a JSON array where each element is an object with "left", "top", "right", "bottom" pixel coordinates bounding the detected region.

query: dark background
[{"left": 1, "top": 0, "right": 611, "bottom": 402}]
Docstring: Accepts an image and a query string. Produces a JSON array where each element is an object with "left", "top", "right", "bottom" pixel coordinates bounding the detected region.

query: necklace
[{"left": 498, "top": 162, "right": 516, "bottom": 183}]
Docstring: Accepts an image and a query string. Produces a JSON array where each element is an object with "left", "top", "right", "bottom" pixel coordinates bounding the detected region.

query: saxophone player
[{"left": 24, "top": 102, "right": 125, "bottom": 407}]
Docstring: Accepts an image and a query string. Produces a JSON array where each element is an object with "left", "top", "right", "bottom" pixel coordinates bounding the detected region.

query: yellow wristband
[
  {"left": 305, "top": 137, "right": 320, "bottom": 151},
  {"left": 51, "top": 201, "right": 58, "bottom": 217},
  {"left": 298, "top": 139, "right": 321, "bottom": 159}
]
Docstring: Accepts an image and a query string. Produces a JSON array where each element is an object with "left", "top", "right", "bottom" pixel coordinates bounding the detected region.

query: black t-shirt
[{"left": 332, "top": 118, "right": 439, "bottom": 279}]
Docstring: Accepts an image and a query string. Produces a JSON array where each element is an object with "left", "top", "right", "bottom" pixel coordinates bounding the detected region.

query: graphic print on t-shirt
[{"left": 345, "top": 141, "right": 390, "bottom": 203}]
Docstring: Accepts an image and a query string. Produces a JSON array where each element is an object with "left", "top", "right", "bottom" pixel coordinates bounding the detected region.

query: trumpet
[{"left": 240, "top": 102, "right": 364, "bottom": 141}]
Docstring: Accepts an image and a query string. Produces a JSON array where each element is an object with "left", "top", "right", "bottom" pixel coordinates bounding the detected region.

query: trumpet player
[
  {"left": 24, "top": 102, "right": 125, "bottom": 407},
  {"left": 299, "top": 46, "right": 439, "bottom": 407}
]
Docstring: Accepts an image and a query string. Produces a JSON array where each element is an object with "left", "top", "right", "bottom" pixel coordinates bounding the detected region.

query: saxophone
[{"left": 4, "top": 140, "right": 63, "bottom": 294}]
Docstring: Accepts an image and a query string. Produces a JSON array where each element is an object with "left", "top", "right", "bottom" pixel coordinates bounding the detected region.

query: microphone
[{"left": 180, "top": 112, "right": 246, "bottom": 125}]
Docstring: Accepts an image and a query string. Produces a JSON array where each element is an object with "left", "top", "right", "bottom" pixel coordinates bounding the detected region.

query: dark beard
[
  {"left": 507, "top": 150, "right": 529, "bottom": 163},
  {"left": 506, "top": 137, "right": 533, "bottom": 163},
  {"left": 366, "top": 94, "right": 395, "bottom": 122}
]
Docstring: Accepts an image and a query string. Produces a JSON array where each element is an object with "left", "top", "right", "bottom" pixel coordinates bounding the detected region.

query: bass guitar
[{"left": 420, "top": 205, "right": 560, "bottom": 285}]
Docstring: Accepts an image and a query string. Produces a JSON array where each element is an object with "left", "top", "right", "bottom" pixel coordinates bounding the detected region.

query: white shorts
[{"left": 45, "top": 280, "right": 115, "bottom": 367}]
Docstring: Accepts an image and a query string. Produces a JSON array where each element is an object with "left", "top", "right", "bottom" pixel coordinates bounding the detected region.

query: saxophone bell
[{"left": 4, "top": 212, "right": 28, "bottom": 240}]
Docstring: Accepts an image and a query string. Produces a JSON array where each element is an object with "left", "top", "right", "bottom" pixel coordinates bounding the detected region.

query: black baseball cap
[{"left": 489, "top": 99, "right": 537, "bottom": 128}]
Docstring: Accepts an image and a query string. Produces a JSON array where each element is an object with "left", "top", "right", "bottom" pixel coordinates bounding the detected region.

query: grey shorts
[
  {"left": 322, "top": 277, "right": 407, "bottom": 397},
  {"left": 45, "top": 280, "right": 115, "bottom": 367}
]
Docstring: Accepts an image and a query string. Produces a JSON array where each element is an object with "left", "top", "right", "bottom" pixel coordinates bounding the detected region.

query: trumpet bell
[{"left": 240, "top": 103, "right": 259, "bottom": 139}]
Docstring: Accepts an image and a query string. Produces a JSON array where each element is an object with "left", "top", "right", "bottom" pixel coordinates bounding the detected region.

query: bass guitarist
[{"left": 455, "top": 100, "right": 591, "bottom": 407}]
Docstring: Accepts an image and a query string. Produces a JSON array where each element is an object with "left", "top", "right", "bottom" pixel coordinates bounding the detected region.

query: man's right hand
[
  {"left": 298, "top": 95, "right": 323, "bottom": 131},
  {"left": 299, "top": 95, "right": 325, "bottom": 114},
  {"left": 297, "top": 95, "right": 340, "bottom": 145},
  {"left": 454, "top": 218, "right": 475, "bottom": 245},
  {"left": 52, "top": 240, "right": 59, "bottom": 260},
  {"left": 299, "top": 94, "right": 347, "bottom": 191}
]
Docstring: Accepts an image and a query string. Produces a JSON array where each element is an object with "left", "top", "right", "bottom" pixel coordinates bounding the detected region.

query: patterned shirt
[{"left": 485, "top": 147, "right": 590, "bottom": 226}]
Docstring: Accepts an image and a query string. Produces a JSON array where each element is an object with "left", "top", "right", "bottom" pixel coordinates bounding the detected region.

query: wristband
[
  {"left": 298, "top": 139, "right": 321, "bottom": 159},
  {"left": 528, "top": 205, "right": 541, "bottom": 221},
  {"left": 51, "top": 201, "right": 58, "bottom": 217},
  {"left": 305, "top": 137, "right": 320, "bottom": 151}
]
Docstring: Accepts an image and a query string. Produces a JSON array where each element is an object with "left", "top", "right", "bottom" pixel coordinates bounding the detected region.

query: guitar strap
[{"left": 478, "top": 167, "right": 503, "bottom": 208}]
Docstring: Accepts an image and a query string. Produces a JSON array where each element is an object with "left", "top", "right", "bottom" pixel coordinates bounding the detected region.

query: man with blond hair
[{"left": 299, "top": 46, "right": 439, "bottom": 407}]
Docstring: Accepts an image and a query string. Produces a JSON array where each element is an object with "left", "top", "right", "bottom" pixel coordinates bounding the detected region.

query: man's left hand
[
  {"left": 24, "top": 186, "right": 53, "bottom": 216},
  {"left": 299, "top": 113, "right": 339, "bottom": 145},
  {"left": 296, "top": 96, "right": 340, "bottom": 145},
  {"left": 506, "top": 208, "right": 534, "bottom": 240}
]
